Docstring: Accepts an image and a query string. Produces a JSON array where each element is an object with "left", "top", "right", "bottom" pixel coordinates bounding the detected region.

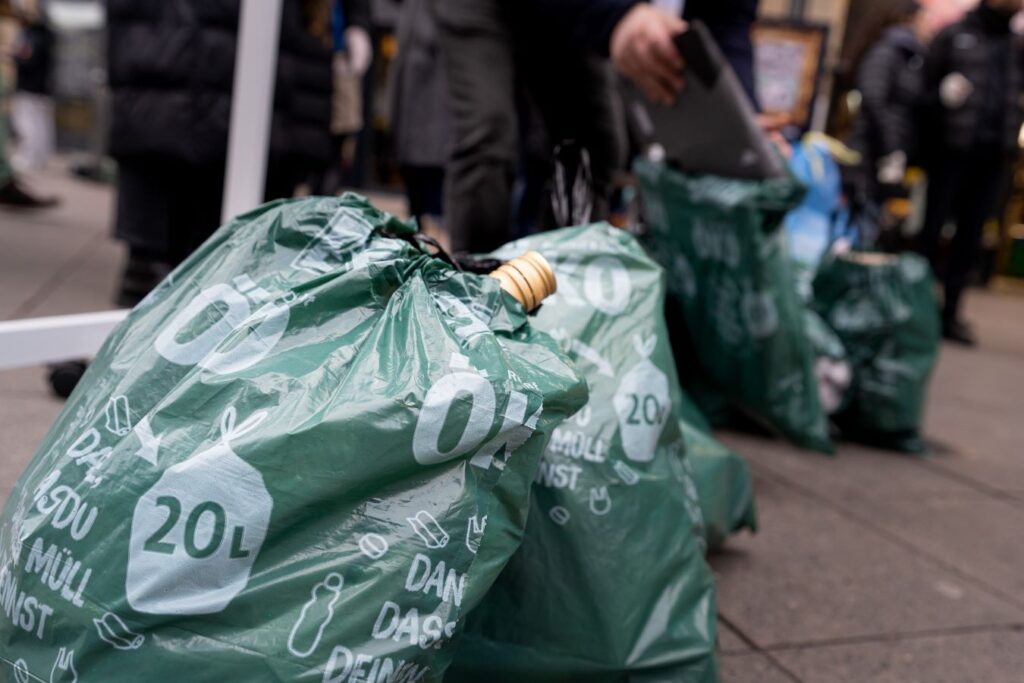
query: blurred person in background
[
  {"left": 0, "top": 0, "right": 55, "bottom": 208},
  {"left": 917, "top": 0, "right": 1024, "bottom": 345},
  {"left": 106, "top": 0, "right": 332, "bottom": 307},
  {"left": 10, "top": 0, "right": 55, "bottom": 173},
  {"left": 845, "top": 1, "right": 930, "bottom": 220},
  {"left": 316, "top": 0, "right": 372, "bottom": 196},
  {"left": 391, "top": 0, "right": 449, "bottom": 243},
  {"left": 0, "top": 73, "right": 55, "bottom": 207},
  {"left": 431, "top": 0, "right": 686, "bottom": 253}
]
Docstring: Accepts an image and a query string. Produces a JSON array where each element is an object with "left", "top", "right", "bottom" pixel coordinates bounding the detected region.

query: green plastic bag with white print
[
  {"left": 811, "top": 252, "right": 940, "bottom": 453},
  {"left": 676, "top": 392, "right": 757, "bottom": 552},
  {"left": 0, "top": 194, "right": 587, "bottom": 682},
  {"left": 635, "top": 160, "right": 832, "bottom": 454},
  {"left": 447, "top": 225, "right": 719, "bottom": 682}
]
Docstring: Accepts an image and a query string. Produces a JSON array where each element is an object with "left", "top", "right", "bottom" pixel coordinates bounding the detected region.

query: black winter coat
[
  {"left": 921, "top": 5, "right": 1024, "bottom": 154},
  {"left": 106, "top": 0, "right": 332, "bottom": 167},
  {"left": 849, "top": 26, "right": 926, "bottom": 169}
]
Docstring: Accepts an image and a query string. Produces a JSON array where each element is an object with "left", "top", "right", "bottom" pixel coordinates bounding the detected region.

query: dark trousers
[
  {"left": 430, "top": 0, "right": 620, "bottom": 253},
  {"left": 400, "top": 164, "right": 445, "bottom": 226},
  {"left": 918, "top": 148, "right": 1006, "bottom": 324},
  {"left": 114, "top": 155, "right": 312, "bottom": 267},
  {"left": 114, "top": 158, "right": 225, "bottom": 266}
]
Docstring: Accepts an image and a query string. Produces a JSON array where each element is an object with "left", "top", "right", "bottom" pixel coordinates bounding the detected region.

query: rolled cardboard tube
[{"left": 489, "top": 251, "right": 557, "bottom": 312}]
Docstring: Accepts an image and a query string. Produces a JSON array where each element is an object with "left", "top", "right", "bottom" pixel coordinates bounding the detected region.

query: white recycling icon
[
  {"left": 613, "top": 335, "right": 670, "bottom": 463},
  {"left": 126, "top": 408, "right": 273, "bottom": 615}
]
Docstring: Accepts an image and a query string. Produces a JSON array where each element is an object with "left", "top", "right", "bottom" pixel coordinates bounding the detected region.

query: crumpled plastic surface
[
  {"left": 803, "top": 308, "right": 853, "bottom": 417},
  {"left": 676, "top": 393, "right": 757, "bottom": 552},
  {"left": 636, "top": 160, "right": 833, "bottom": 454},
  {"left": 447, "top": 224, "right": 719, "bottom": 683},
  {"left": 811, "top": 252, "right": 940, "bottom": 453},
  {"left": 0, "top": 194, "right": 588, "bottom": 682}
]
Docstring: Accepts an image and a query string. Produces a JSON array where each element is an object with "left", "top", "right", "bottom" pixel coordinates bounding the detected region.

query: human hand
[{"left": 610, "top": 5, "right": 687, "bottom": 105}]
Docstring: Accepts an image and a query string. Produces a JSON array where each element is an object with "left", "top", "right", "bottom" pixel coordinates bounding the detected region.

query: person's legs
[
  {"left": 401, "top": 164, "right": 445, "bottom": 223},
  {"left": 113, "top": 158, "right": 176, "bottom": 306},
  {"left": 917, "top": 153, "right": 962, "bottom": 269},
  {"left": 11, "top": 92, "right": 53, "bottom": 171},
  {"left": 942, "top": 150, "right": 1005, "bottom": 330},
  {"left": 431, "top": 0, "right": 518, "bottom": 253},
  {"left": 170, "top": 161, "right": 227, "bottom": 265},
  {"left": 520, "top": 45, "right": 622, "bottom": 229},
  {"left": 0, "top": 76, "right": 55, "bottom": 207}
]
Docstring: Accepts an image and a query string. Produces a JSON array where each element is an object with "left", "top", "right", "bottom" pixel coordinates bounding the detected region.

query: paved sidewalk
[{"left": 3, "top": 168, "right": 1024, "bottom": 682}]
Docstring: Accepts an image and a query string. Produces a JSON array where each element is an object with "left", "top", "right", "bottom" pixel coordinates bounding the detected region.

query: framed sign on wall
[{"left": 753, "top": 20, "right": 829, "bottom": 131}]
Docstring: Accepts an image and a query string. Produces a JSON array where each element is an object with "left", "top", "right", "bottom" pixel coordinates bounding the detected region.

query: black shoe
[
  {"left": 0, "top": 179, "right": 58, "bottom": 208},
  {"left": 48, "top": 361, "right": 89, "bottom": 399},
  {"left": 942, "top": 320, "right": 977, "bottom": 347}
]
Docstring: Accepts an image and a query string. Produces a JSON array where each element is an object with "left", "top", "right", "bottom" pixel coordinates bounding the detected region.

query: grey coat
[{"left": 390, "top": 0, "right": 450, "bottom": 168}]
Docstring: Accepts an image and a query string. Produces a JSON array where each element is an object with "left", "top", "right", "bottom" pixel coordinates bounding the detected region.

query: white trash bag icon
[
  {"left": 613, "top": 335, "right": 670, "bottom": 463},
  {"left": 126, "top": 408, "right": 273, "bottom": 615}
]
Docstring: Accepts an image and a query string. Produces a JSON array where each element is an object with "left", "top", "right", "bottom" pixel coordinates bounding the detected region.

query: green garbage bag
[
  {"left": 811, "top": 252, "right": 940, "bottom": 453},
  {"left": 635, "top": 160, "right": 832, "bottom": 453},
  {"left": 803, "top": 308, "right": 852, "bottom": 416},
  {"left": 448, "top": 224, "right": 719, "bottom": 682},
  {"left": 0, "top": 195, "right": 588, "bottom": 682},
  {"left": 677, "top": 393, "right": 757, "bottom": 552}
]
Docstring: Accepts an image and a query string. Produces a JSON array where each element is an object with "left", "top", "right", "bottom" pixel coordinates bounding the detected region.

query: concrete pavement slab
[
  {"left": 717, "top": 432, "right": 969, "bottom": 501},
  {"left": 0, "top": 366, "right": 54, "bottom": 398},
  {"left": 923, "top": 397, "right": 1024, "bottom": 498},
  {"left": 717, "top": 435, "right": 1024, "bottom": 605},
  {"left": 9, "top": 167, "right": 113, "bottom": 236},
  {"left": 841, "top": 493, "right": 1024, "bottom": 600},
  {"left": 719, "top": 653, "right": 798, "bottom": 683},
  {"left": 961, "top": 288, "right": 1024, "bottom": 359},
  {"left": 772, "top": 628, "right": 1024, "bottom": 683},
  {"left": 717, "top": 620, "right": 751, "bottom": 653},
  {"left": 21, "top": 235, "right": 123, "bottom": 317},
  {"left": 0, "top": 218, "right": 97, "bottom": 318},
  {"left": 710, "top": 473, "right": 1023, "bottom": 648},
  {"left": 930, "top": 342, "right": 1024, "bottom": 417}
]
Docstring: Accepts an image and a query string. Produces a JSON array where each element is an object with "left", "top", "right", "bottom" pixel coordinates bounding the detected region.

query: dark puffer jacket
[
  {"left": 106, "top": 0, "right": 332, "bottom": 167},
  {"left": 922, "top": 4, "right": 1024, "bottom": 155},
  {"left": 849, "top": 25, "right": 926, "bottom": 170}
]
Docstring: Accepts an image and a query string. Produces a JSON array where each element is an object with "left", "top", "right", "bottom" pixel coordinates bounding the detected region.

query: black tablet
[{"left": 625, "top": 21, "right": 786, "bottom": 180}]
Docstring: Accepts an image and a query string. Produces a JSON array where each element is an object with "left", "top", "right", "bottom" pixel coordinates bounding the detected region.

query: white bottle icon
[
  {"left": 287, "top": 573, "right": 344, "bottom": 658},
  {"left": 613, "top": 335, "right": 670, "bottom": 463},
  {"left": 126, "top": 408, "right": 273, "bottom": 615}
]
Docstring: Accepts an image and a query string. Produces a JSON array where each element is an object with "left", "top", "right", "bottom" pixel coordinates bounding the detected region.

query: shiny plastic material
[
  {"left": 811, "top": 252, "right": 940, "bottom": 453},
  {"left": 636, "top": 160, "right": 833, "bottom": 453},
  {"left": 677, "top": 393, "right": 758, "bottom": 552},
  {"left": 0, "top": 195, "right": 588, "bottom": 681},
  {"left": 448, "top": 225, "right": 719, "bottom": 682}
]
